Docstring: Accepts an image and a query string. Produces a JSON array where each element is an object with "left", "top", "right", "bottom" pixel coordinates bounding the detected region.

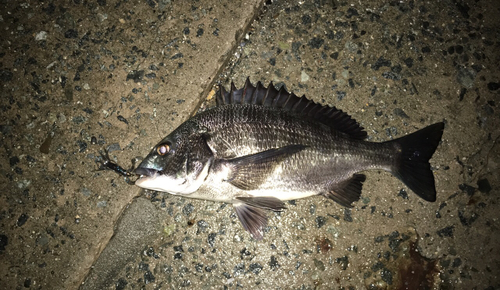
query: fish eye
[{"left": 157, "top": 144, "right": 170, "bottom": 156}]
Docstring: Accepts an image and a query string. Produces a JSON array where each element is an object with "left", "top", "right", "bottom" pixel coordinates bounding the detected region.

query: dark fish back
[{"left": 195, "top": 104, "right": 382, "bottom": 190}]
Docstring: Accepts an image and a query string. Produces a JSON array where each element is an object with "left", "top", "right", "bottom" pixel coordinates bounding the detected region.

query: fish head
[{"left": 134, "top": 121, "right": 213, "bottom": 195}]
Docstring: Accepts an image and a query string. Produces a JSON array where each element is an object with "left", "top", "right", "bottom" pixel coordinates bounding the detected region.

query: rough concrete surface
[{"left": 1, "top": 0, "right": 499, "bottom": 289}]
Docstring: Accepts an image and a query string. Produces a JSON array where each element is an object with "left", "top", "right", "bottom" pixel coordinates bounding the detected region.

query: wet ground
[{"left": 1, "top": 0, "right": 499, "bottom": 289}]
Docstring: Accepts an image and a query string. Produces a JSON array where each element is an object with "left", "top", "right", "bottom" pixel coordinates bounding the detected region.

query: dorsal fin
[{"left": 216, "top": 77, "right": 367, "bottom": 140}]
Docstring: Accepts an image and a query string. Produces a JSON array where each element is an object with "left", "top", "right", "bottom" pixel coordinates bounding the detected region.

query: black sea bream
[{"left": 134, "top": 79, "right": 444, "bottom": 240}]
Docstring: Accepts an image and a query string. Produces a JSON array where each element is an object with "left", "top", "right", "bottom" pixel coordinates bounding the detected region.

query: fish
[{"left": 134, "top": 78, "right": 444, "bottom": 240}]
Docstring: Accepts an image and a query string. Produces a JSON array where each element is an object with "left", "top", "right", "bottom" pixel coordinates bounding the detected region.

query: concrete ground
[{"left": 1, "top": 0, "right": 499, "bottom": 289}]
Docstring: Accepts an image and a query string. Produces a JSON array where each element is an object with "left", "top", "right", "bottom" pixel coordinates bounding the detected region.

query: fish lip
[{"left": 134, "top": 167, "right": 160, "bottom": 177}]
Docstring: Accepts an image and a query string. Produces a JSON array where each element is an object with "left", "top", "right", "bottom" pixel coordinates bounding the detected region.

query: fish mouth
[
  {"left": 135, "top": 167, "right": 161, "bottom": 177},
  {"left": 134, "top": 167, "right": 164, "bottom": 190},
  {"left": 134, "top": 167, "right": 191, "bottom": 193}
]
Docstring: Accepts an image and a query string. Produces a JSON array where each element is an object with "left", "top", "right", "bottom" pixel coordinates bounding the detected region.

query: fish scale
[
  {"left": 133, "top": 78, "right": 444, "bottom": 240},
  {"left": 199, "top": 104, "right": 384, "bottom": 178}
]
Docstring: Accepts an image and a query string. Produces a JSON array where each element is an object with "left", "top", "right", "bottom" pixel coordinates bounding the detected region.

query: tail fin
[{"left": 390, "top": 122, "right": 444, "bottom": 202}]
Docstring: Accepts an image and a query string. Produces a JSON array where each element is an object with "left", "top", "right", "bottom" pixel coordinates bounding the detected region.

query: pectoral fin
[
  {"left": 224, "top": 145, "right": 307, "bottom": 190},
  {"left": 233, "top": 196, "right": 286, "bottom": 240}
]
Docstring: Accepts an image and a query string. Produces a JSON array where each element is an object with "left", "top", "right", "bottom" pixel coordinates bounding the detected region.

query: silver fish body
[{"left": 135, "top": 79, "right": 444, "bottom": 239}]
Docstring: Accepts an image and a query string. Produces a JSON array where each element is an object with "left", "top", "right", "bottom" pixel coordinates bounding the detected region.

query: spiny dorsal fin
[{"left": 216, "top": 77, "right": 367, "bottom": 140}]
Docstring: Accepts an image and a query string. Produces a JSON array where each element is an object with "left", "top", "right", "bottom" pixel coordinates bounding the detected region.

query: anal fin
[
  {"left": 323, "top": 174, "right": 366, "bottom": 207},
  {"left": 233, "top": 196, "right": 286, "bottom": 240}
]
